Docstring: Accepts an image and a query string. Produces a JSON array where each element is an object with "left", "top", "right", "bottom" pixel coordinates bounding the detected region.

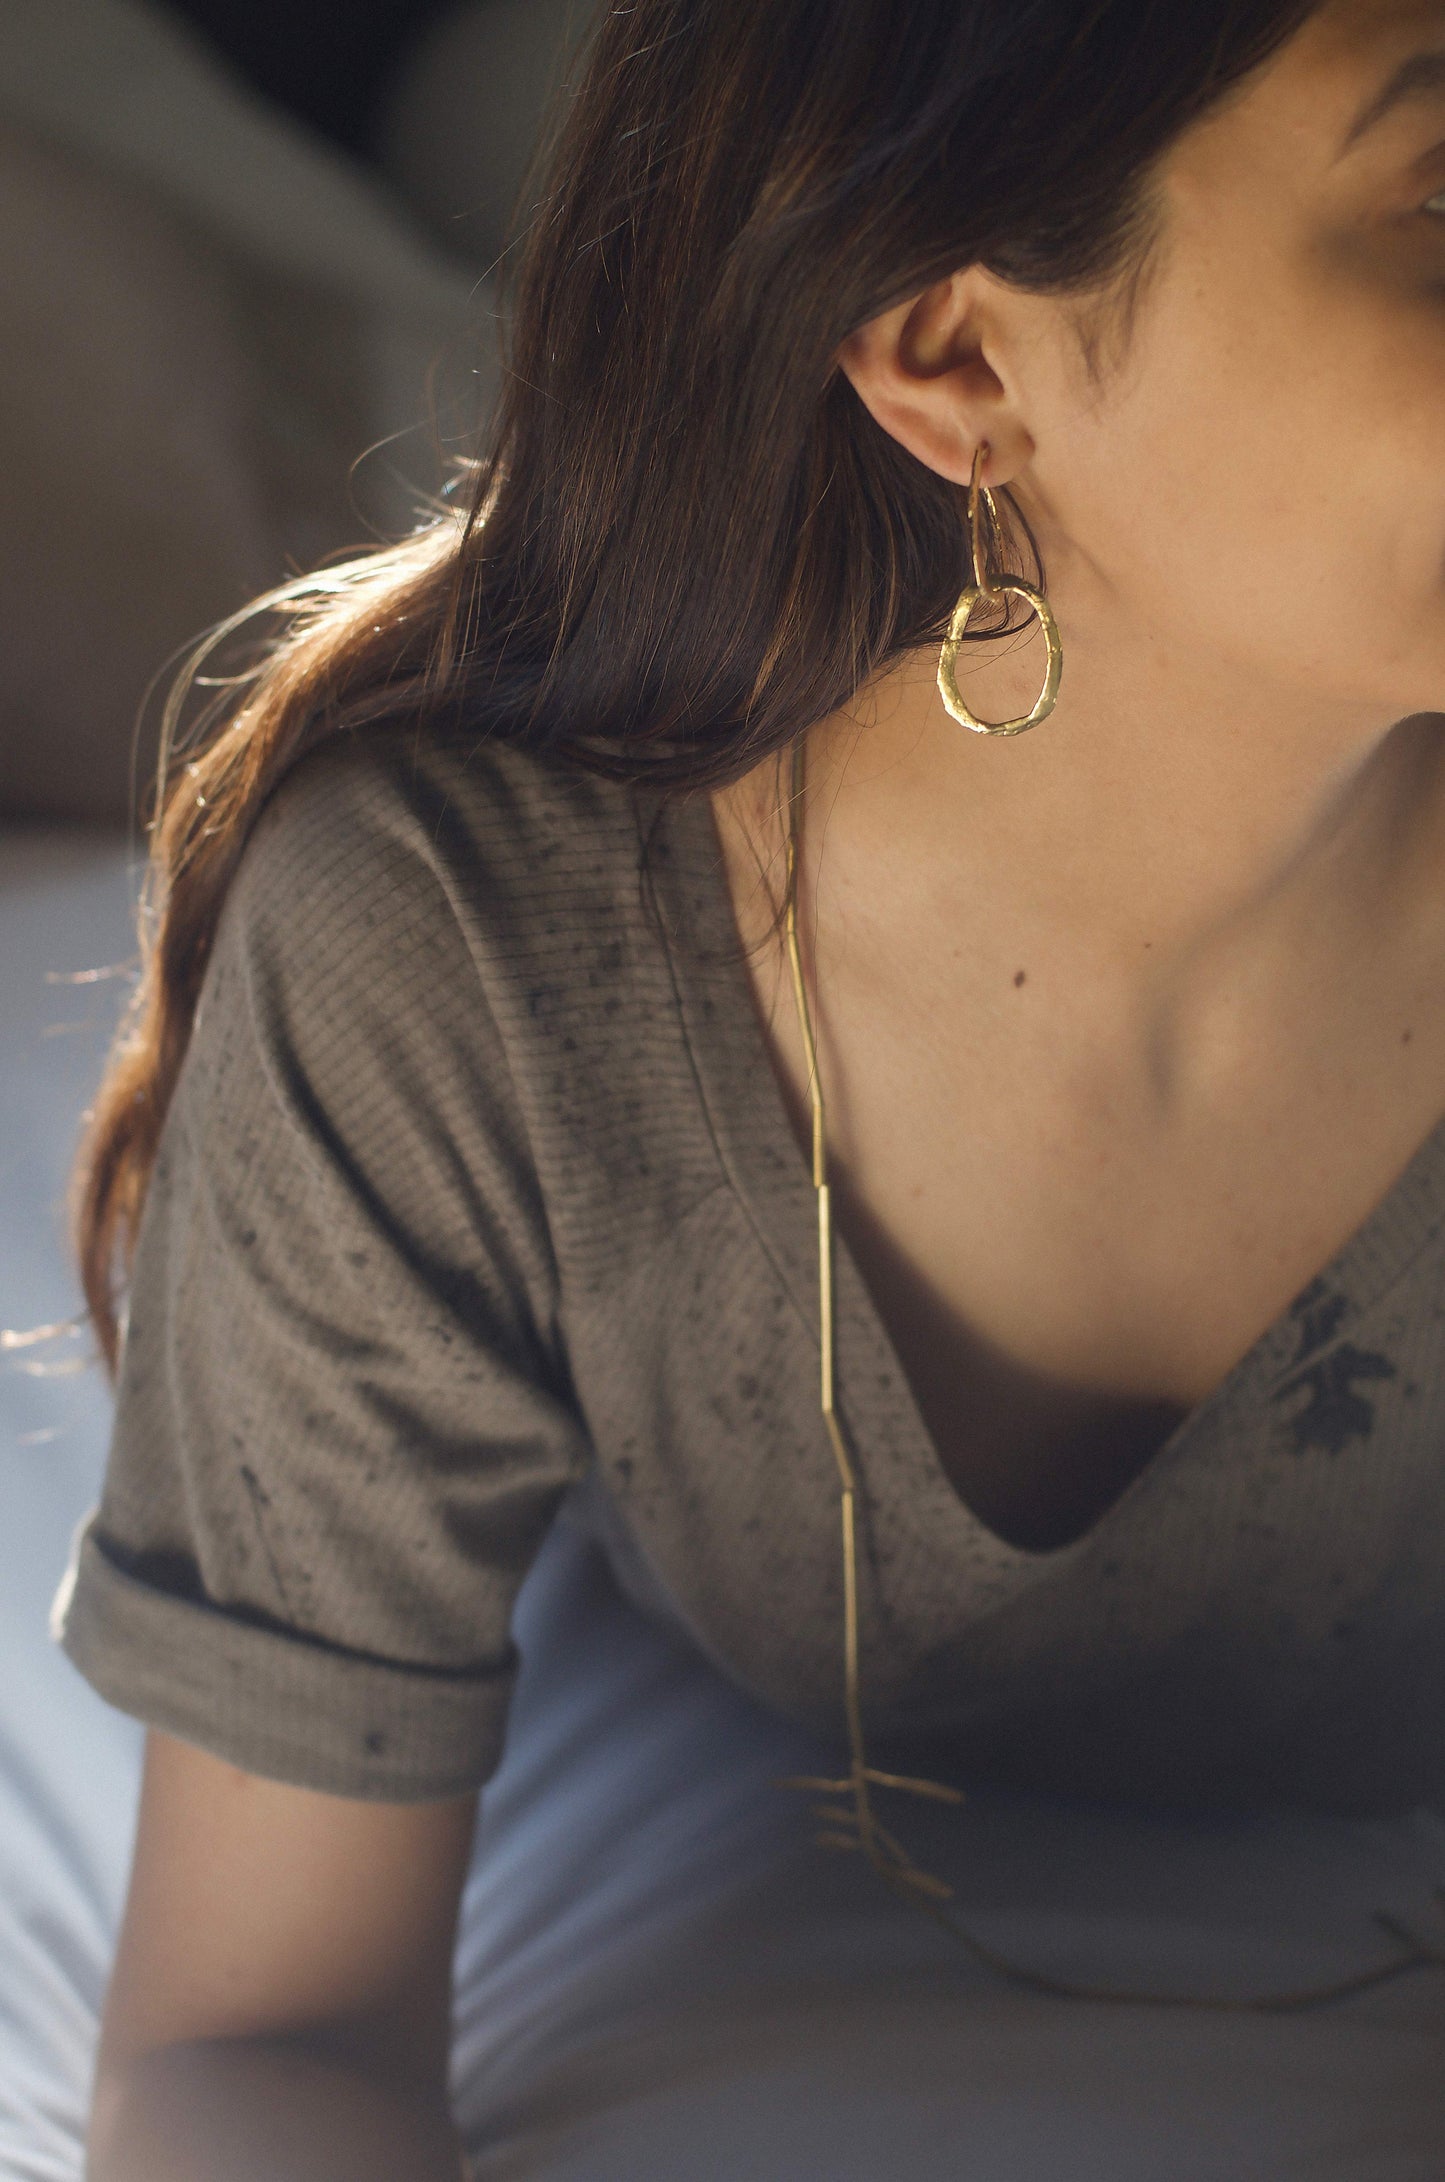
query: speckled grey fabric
[{"left": 57, "top": 724, "right": 1445, "bottom": 1812}]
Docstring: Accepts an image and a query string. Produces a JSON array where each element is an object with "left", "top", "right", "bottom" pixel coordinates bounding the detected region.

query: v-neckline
[{"left": 644, "top": 781, "right": 1445, "bottom": 1566}]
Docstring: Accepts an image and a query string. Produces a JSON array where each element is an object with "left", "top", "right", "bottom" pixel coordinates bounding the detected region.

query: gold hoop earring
[{"left": 937, "top": 442, "right": 1062, "bottom": 736}]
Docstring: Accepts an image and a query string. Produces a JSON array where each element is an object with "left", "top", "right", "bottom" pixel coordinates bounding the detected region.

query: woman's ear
[{"left": 836, "top": 269, "right": 1034, "bottom": 488}]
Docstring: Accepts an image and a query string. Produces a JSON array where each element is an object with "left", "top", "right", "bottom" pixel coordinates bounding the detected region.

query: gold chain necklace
[{"left": 775, "top": 731, "right": 1445, "bottom": 2013}]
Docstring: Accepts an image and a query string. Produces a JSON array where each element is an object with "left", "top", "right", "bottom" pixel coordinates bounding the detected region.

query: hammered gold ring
[{"left": 936, "top": 575, "right": 1063, "bottom": 737}]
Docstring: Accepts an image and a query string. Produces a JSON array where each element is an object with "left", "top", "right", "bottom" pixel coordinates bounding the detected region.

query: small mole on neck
[
  {"left": 1402, "top": 1027, "right": 1414, "bottom": 1045},
  {"left": 1013, "top": 969, "right": 1026, "bottom": 988}
]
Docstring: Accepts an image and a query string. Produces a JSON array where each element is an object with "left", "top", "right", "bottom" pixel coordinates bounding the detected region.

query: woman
[{"left": 60, "top": 0, "right": 1445, "bottom": 2171}]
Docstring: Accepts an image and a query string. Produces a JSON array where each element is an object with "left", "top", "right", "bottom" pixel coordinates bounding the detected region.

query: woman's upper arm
[{"left": 99, "top": 1729, "right": 478, "bottom": 2093}]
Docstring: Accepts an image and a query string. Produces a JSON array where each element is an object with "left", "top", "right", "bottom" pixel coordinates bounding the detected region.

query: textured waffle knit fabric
[{"left": 56, "top": 722, "right": 1445, "bottom": 1813}]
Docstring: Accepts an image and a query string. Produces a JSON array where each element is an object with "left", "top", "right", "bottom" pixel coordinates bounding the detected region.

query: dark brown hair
[{"left": 77, "top": 0, "right": 1319, "bottom": 1366}]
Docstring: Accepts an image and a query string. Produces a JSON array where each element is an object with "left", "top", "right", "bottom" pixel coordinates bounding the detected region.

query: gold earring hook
[{"left": 968, "top": 440, "right": 996, "bottom": 596}]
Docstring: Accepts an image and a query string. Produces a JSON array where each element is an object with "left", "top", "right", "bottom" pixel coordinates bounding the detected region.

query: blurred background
[{"left": 0, "top": 0, "right": 594, "bottom": 827}]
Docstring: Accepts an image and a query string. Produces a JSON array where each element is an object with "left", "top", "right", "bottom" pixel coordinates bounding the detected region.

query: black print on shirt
[{"left": 1271, "top": 1280, "right": 1397, "bottom": 1455}]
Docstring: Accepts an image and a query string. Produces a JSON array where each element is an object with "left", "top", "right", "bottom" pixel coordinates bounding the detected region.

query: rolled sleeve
[{"left": 57, "top": 1525, "right": 515, "bottom": 1799}]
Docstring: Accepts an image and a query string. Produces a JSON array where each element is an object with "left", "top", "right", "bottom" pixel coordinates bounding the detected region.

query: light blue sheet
[{"left": 3, "top": 830, "right": 1444, "bottom": 2180}]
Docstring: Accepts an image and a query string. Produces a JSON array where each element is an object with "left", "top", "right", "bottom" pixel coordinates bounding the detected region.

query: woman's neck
[{"left": 795, "top": 617, "right": 1445, "bottom": 1091}]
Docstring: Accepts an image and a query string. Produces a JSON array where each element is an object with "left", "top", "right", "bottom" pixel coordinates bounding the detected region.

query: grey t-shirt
[{"left": 57, "top": 724, "right": 1445, "bottom": 1814}]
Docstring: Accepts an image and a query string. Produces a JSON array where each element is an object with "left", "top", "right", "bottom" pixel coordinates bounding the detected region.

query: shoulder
[
  {"left": 233, "top": 718, "right": 648, "bottom": 960},
  {"left": 196, "top": 717, "right": 705, "bottom": 1158}
]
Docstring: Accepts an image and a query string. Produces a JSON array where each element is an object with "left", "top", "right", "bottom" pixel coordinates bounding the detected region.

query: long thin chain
[{"left": 773, "top": 732, "right": 1445, "bottom": 2013}]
